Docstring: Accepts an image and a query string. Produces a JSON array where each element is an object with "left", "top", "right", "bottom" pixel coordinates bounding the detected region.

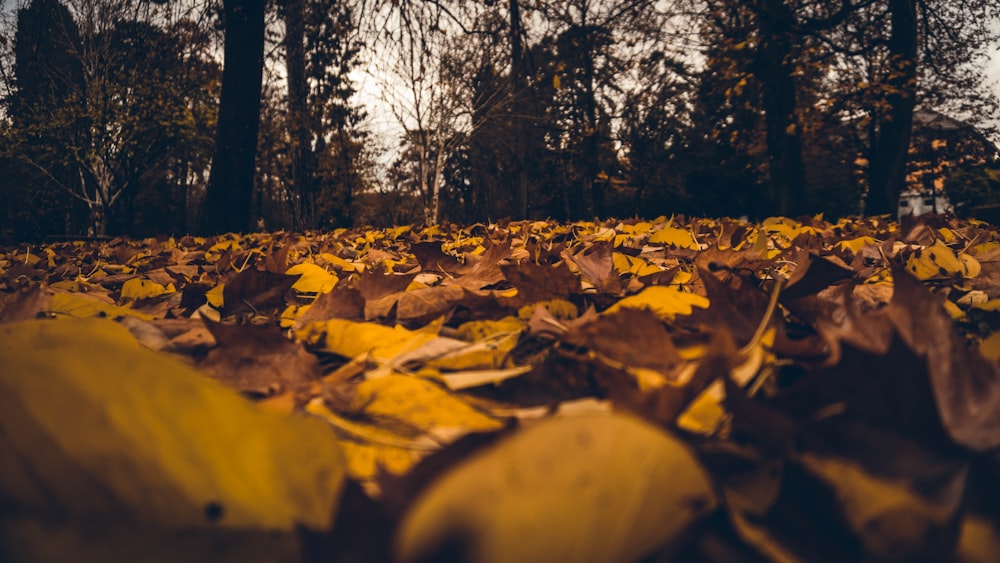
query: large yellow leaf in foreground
[
  {"left": 0, "top": 318, "right": 346, "bottom": 532},
  {"left": 395, "top": 412, "right": 717, "bottom": 563}
]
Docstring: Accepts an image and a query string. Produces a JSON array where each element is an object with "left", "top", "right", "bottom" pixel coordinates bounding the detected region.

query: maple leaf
[
  {"left": 221, "top": 266, "right": 297, "bottom": 318},
  {"left": 198, "top": 319, "right": 322, "bottom": 397}
]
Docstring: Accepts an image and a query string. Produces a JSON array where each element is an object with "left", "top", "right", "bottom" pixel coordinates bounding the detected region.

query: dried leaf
[
  {"left": 0, "top": 317, "right": 346, "bottom": 531},
  {"left": 395, "top": 413, "right": 716, "bottom": 563}
]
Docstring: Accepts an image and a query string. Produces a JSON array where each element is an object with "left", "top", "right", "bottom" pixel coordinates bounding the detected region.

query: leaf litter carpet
[{"left": 1, "top": 214, "right": 999, "bottom": 562}]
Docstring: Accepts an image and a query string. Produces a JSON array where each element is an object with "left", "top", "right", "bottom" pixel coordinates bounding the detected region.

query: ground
[{"left": 1, "top": 214, "right": 999, "bottom": 562}]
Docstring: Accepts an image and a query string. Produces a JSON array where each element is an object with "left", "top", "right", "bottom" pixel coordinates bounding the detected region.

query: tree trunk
[
  {"left": 282, "top": 0, "right": 312, "bottom": 230},
  {"left": 198, "top": 0, "right": 267, "bottom": 235},
  {"left": 508, "top": 0, "right": 529, "bottom": 218},
  {"left": 756, "top": 0, "right": 807, "bottom": 217},
  {"left": 431, "top": 135, "right": 446, "bottom": 224},
  {"left": 418, "top": 134, "right": 432, "bottom": 225},
  {"left": 581, "top": 41, "right": 601, "bottom": 218},
  {"left": 866, "top": 0, "right": 918, "bottom": 216}
]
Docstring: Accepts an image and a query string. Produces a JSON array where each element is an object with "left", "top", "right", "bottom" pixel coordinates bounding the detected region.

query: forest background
[{"left": 2, "top": 0, "right": 1000, "bottom": 242}]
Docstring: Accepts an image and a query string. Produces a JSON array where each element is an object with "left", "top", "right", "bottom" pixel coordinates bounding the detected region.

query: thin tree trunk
[
  {"left": 866, "top": 0, "right": 918, "bottom": 216},
  {"left": 509, "top": 0, "right": 529, "bottom": 218},
  {"left": 582, "top": 44, "right": 601, "bottom": 218},
  {"left": 198, "top": 0, "right": 267, "bottom": 234},
  {"left": 431, "top": 136, "right": 446, "bottom": 224}
]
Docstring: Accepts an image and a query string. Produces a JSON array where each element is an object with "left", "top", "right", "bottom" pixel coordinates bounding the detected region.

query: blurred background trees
[{"left": 1, "top": 0, "right": 998, "bottom": 240}]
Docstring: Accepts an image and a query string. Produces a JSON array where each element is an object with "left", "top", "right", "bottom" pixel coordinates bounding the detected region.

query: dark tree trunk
[
  {"left": 198, "top": 0, "right": 267, "bottom": 235},
  {"left": 581, "top": 42, "right": 601, "bottom": 218},
  {"left": 509, "top": 0, "right": 529, "bottom": 218},
  {"left": 282, "top": 0, "right": 312, "bottom": 230},
  {"left": 756, "top": 0, "right": 807, "bottom": 217},
  {"left": 866, "top": 0, "right": 918, "bottom": 216}
]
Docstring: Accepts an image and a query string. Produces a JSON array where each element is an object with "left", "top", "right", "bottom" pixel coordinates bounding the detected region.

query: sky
[{"left": 987, "top": 45, "right": 1000, "bottom": 138}]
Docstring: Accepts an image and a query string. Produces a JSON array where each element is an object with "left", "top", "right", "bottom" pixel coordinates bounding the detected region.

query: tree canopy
[{"left": 1, "top": 0, "right": 999, "bottom": 240}]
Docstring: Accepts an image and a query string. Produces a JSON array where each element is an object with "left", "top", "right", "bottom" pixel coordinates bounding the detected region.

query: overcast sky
[{"left": 987, "top": 45, "right": 1000, "bottom": 138}]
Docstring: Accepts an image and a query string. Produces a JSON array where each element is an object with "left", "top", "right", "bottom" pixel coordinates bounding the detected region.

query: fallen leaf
[
  {"left": 0, "top": 317, "right": 346, "bottom": 532},
  {"left": 394, "top": 413, "right": 716, "bottom": 563},
  {"left": 198, "top": 320, "right": 322, "bottom": 396},
  {"left": 222, "top": 267, "right": 297, "bottom": 317},
  {"left": 649, "top": 225, "right": 700, "bottom": 249},
  {"left": 286, "top": 262, "right": 338, "bottom": 295},
  {"left": 604, "top": 284, "right": 709, "bottom": 320}
]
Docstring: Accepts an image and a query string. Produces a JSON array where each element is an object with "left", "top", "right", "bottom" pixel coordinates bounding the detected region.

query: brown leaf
[
  {"left": 198, "top": 320, "right": 321, "bottom": 397},
  {"left": 382, "top": 285, "right": 467, "bottom": 324},
  {"left": 222, "top": 267, "right": 297, "bottom": 317},
  {"left": 353, "top": 270, "right": 418, "bottom": 302},
  {"left": 410, "top": 241, "right": 463, "bottom": 274},
  {"left": 0, "top": 285, "right": 49, "bottom": 323},
  {"left": 569, "top": 242, "right": 623, "bottom": 294},
  {"left": 562, "top": 307, "right": 680, "bottom": 375},
  {"left": 501, "top": 261, "right": 580, "bottom": 303},
  {"left": 782, "top": 252, "right": 856, "bottom": 302},
  {"left": 686, "top": 268, "right": 773, "bottom": 348},
  {"left": 446, "top": 240, "right": 510, "bottom": 291},
  {"left": 295, "top": 285, "right": 366, "bottom": 328},
  {"left": 887, "top": 263, "right": 1000, "bottom": 451}
]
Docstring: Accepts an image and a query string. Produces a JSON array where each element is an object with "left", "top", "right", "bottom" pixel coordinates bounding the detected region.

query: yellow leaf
[
  {"left": 286, "top": 263, "right": 338, "bottom": 295},
  {"left": 120, "top": 278, "right": 173, "bottom": 301},
  {"left": 0, "top": 317, "right": 346, "bottom": 531},
  {"left": 425, "top": 333, "right": 521, "bottom": 371},
  {"left": 454, "top": 317, "right": 525, "bottom": 342},
  {"left": 835, "top": 236, "right": 877, "bottom": 255},
  {"left": 298, "top": 319, "right": 437, "bottom": 362},
  {"left": 959, "top": 517, "right": 1000, "bottom": 563},
  {"left": 49, "top": 292, "right": 152, "bottom": 320},
  {"left": 305, "top": 399, "right": 436, "bottom": 481},
  {"left": 612, "top": 252, "right": 632, "bottom": 274},
  {"left": 905, "top": 243, "right": 965, "bottom": 280},
  {"left": 677, "top": 380, "right": 726, "bottom": 435},
  {"left": 979, "top": 331, "right": 1000, "bottom": 361},
  {"left": 605, "top": 285, "right": 709, "bottom": 320},
  {"left": 14, "top": 252, "right": 42, "bottom": 266},
  {"left": 205, "top": 284, "right": 225, "bottom": 308},
  {"left": 279, "top": 303, "right": 311, "bottom": 328},
  {"left": 352, "top": 374, "right": 504, "bottom": 434},
  {"left": 395, "top": 413, "right": 716, "bottom": 563},
  {"left": 630, "top": 366, "right": 670, "bottom": 392},
  {"left": 318, "top": 252, "right": 361, "bottom": 272},
  {"left": 616, "top": 221, "right": 653, "bottom": 234},
  {"left": 517, "top": 299, "right": 578, "bottom": 321},
  {"left": 672, "top": 268, "right": 694, "bottom": 285},
  {"left": 387, "top": 225, "right": 413, "bottom": 239},
  {"left": 944, "top": 300, "right": 966, "bottom": 320},
  {"left": 971, "top": 242, "right": 1000, "bottom": 255},
  {"left": 975, "top": 299, "right": 1000, "bottom": 312},
  {"left": 613, "top": 252, "right": 661, "bottom": 277},
  {"left": 648, "top": 226, "right": 699, "bottom": 249},
  {"left": 959, "top": 254, "right": 981, "bottom": 279},
  {"left": 205, "top": 239, "right": 239, "bottom": 262}
]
